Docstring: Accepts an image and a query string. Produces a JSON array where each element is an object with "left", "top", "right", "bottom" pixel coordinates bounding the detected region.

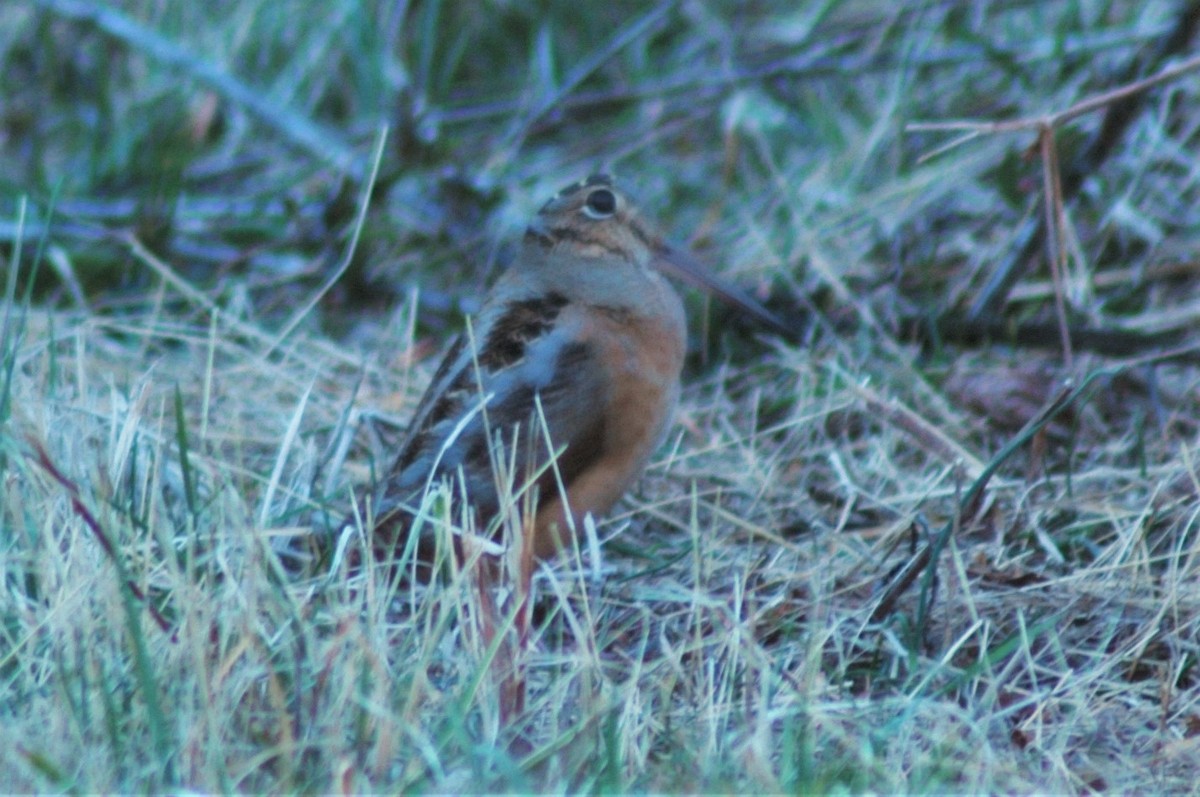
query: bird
[{"left": 346, "top": 173, "right": 789, "bottom": 573}]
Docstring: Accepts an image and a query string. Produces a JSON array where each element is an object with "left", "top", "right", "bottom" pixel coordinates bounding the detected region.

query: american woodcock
[{"left": 351, "top": 174, "right": 788, "bottom": 568}]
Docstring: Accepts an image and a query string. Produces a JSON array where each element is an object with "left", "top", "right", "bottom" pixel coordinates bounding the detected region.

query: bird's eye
[{"left": 583, "top": 189, "right": 617, "bottom": 218}]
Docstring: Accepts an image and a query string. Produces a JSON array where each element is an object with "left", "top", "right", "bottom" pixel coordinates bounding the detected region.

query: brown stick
[
  {"left": 28, "top": 437, "right": 177, "bottom": 639},
  {"left": 909, "top": 52, "right": 1200, "bottom": 137},
  {"left": 907, "top": 2, "right": 1200, "bottom": 320}
]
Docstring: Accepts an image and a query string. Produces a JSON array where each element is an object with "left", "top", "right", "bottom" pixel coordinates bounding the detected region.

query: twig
[
  {"left": 1006, "top": 259, "right": 1200, "bottom": 302},
  {"left": 906, "top": 3, "right": 1200, "bottom": 320},
  {"left": 853, "top": 383, "right": 986, "bottom": 480},
  {"left": 1038, "top": 126, "right": 1072, "bottom": 367},
  {"left": 28, "top": 438, "right": 177, "bottom": 639},
  {"left": 908, "top": 52, "right": 1200, "bottom": 137}
]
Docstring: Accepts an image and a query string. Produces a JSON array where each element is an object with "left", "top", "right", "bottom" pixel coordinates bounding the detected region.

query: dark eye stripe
[
  {"left": 626, "top": 217, "right": 654, "bottom": 249},
  {"left": 524, "top": 225, "right": 554, "bottom": 248}
]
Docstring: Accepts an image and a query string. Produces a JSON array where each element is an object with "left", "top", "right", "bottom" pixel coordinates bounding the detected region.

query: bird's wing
[{"left": 369, "top": 297, "right": 611, "bottom": 535}]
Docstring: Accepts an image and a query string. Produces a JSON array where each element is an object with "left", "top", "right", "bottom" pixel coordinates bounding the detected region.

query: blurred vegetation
[
  {"left": 4, "top": 0, "right": 1200, "bottom": 792},
  {"left": 8, "top": 1, "right": 1196, "bottom": 337}
]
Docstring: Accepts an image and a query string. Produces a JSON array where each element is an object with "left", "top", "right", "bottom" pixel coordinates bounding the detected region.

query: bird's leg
[
  {"left": 463, "top": 537, "right": 529, "bottom": 742},
  {"left": 492, "top": 515, "right": 536, "bottom": 744}
]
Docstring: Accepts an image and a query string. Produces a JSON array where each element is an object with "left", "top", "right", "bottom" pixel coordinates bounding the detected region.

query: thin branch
[
  {"left": 29, "top": 438, "right": 177, "bottom": 639},
  {"left": 907, "top": 51, "right": 1200, "bottom": 138},
  {"left": 1050, "top": 50, "right": 1200, "bottom": 128},
  {"left": 854, "top": 384, "right": 986, "bottom": 480},
  {"left": 1039, "top": 126, "right": 1073, "bottom": 367},
  {"left": 907, "top": 2, "right": 1200, "bottom": 320}
]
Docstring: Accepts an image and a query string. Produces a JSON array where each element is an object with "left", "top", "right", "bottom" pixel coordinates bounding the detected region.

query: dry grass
[{"left": 4, "top": 0, "right": 1200, "bottom": 792}]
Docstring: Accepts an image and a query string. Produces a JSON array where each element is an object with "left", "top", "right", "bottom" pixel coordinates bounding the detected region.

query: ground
[{"left": 3, "top": 1, "right": 1200, "bottom": 792}]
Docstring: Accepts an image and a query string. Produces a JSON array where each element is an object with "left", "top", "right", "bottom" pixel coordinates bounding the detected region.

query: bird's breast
[{"left": 578, "top": 300, "right": 686, "bottom": 453}]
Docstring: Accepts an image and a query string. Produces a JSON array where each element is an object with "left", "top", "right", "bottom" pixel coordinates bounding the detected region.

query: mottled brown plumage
[{"left": 352, "top": 174, "right": 786, "bottom": 566}]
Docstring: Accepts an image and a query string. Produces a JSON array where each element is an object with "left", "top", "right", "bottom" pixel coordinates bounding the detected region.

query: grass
[{"left": 4, "top": 0, "right": 1200, "bottom": 791}]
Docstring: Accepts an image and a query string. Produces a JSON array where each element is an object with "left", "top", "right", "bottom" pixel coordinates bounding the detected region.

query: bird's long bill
[{"left": 655, "top": 244, "right": 794, "bottom": 338}]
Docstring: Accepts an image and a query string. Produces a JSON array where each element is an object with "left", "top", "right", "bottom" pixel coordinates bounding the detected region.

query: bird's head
[
  {"left": 524, "top": 174, "right": 660, "bottom": 266},
  {"left": 525, "top": 174, "right": 792, "bottom": 337}
]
